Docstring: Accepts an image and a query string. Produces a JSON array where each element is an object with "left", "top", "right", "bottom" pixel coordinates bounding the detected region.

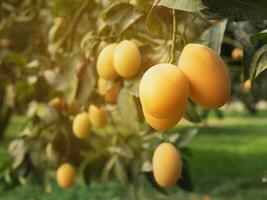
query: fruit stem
[{"left": 169, "top": 9, "right": 177, "bottom": 64}]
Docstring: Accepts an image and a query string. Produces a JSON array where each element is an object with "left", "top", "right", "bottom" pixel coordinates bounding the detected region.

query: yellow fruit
[
  {"left": 56, "top": 163, "right": 75, "bottom": 188},
  {"left": 143, "top": 109, "right": 181, "bottom": 132},
  {"left": 178, "top": 43, "right": 231, "bottom": 108},
  {"left": 153, "top": 143, "right": 182, "bottom": 188},
  {"left": 139, "top": 63, "right": 189, "bottom": 118},
  {"left": 98, "top": 78, "right": 121, "bottom": 104},
  {"left": 48, "top": 97, "right": 65, "bottom": 111},
  {"left": 72, "top": 112, "right": 91, "bottom": 139},
  {"left": 231, "top": 47, "right": 243, "bottom": 61},
  {"left": 54, "top": 17, "right": 64, "bottom": 26},
  {"left": 113, "top": 40, "right": 141, "bottom": 78},
  {"left": 97, "top": 44, "right": 118, "bottom": 80},
  {"left": 88, "top": 105, "right": 108, "bottom": 128},
  {"left": 242, "top": 79, "right": 251, "bottom": 92}
]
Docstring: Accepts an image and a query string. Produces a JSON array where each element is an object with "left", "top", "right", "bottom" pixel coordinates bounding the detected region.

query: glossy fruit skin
[
  {"left": 98, "top": 78, "right": 121, "bottom": 104},
  {"left": 139, "top": 63, "right": 189, "bottom": 118},
  {"left": 143, "top": 109, "right": 182, "bottom": 132},
  {"left": 72, "top": 112, "right": 91, "bottom": 139},
  {"left": 179, "top": 43, "right": 231, "bottom": 108},
  {"left": 56, "top": 163, "right": 75, "bottom": 188},
  {"left": 113, "top": 40, "right": 141, "bottom": 78},
  {"left": 88, "top": 105, "right": 108, "bottom": 128},
  {"left": 153, "top": 143, "right": 182, "bottom": 188},
  {"left": 97, "top": 43, "right": 118, "bottom": 80}
]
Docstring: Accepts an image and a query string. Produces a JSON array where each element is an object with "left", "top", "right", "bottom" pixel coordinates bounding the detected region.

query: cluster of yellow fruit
[
  {"left": 48, "top": 98, "right": 79, "bottom": 116},
  {"left": 97, "top": 40, "right": 141, "bottom": 103},
  {"left": 72, "top": 104, "right": 108, "bottom": 139},
  {"left": 57, "top": 105, "right": 108, "bottom": 188},
  {"left": 142, "top": 44, "right": 231, "bottom": 188},
  {"left": 139, "top": 43, "right": 231, "bottom": 132}
]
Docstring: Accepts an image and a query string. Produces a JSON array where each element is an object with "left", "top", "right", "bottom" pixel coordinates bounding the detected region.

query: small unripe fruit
[
  {"left": 54, "top": 17, "right": 64, "bottom": 26},
  {"left": 113, "top": 40, "right": 141, "bottom": 78},
  {"left": 98, "top": 78, "right": 121, "bottom": 104},
  {"left": 143, "top": 109, "right": 182, "bottom": 132},
  {"left": 231, "top": 48, "right": 243, "bottom": 61},
  {"left": 179, "top": 43, "right": 231, "bottom": 108},
  {"left": 139, "top": 63, "right": 189, "bottom": 118},
  {"left": 48, "top": 97, "right": 65, "bottom": 111},
  {"left": 72, "top": 112, "right": 91, "bottom": 139},
  {"left": 153, "top": 143, "right": 182, "bottom": 188},
  {"left": 56, "top": 163, "right": 75, "bottom": 188},
  {"left": 88, "top": 105, "right": 108, "bottom": 128},
  {"left": 242, "top": 79, "right": 251, "bottom": 92},
  {"left": 97, "top": 44, "right": 118, "bottom": 80}
]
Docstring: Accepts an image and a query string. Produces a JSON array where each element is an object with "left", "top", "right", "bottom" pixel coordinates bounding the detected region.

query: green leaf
[
  {"left": 203, "top": 0, "right": 267, "bottom": 20},
  {"left": 117, "top": 88, "right": 139, "bottom": 132},
  {"left": 183, "top": 102, "right": 202, "bottom": 123},
  {"left": 101, "top": 2, "right": 133, "bottom": 25},
  {"left": 250, "top": 45, "right": 267, "bottom": 83},
  {"left": 146, "top": 1, "right": 167, "bottom": 36},
  {"left": 8, "top": 139, "right": 27, "bottom": 169},
  {"left": 158, "top": 0, "right": 206, "bottom": 12},
  {"left": 251, "top": 31, "right": 267, "bottom": 45},
  {"left": 230, "top": 22, "right": 255, "bottom": 80},
  {"left": 198, "top": 19, "right": 227, "bottom": 54},
  {"left": 176, "top": 128, "right": 198, "bottom": 147},
  {"left": 145, "top": 171, "right": 168, "bottom": 195},
  {"left": 77, "top": 67, "right": 95, "bottom": 105},
  {"left": 177, "top": 158, "right": 194, "bottom": 191},
  {"left": 114, "top": 157, "right": 128, "bottom": 184}
]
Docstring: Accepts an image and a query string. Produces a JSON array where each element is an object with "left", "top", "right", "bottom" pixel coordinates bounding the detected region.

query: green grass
[
  {"left": 187, "top": 113, "right": 267, "bottom": 199},
  {"left": 1, "top": 111, "right": 267, "bottom": 199}
]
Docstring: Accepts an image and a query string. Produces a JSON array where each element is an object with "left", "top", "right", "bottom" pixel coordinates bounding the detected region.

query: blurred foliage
[{"left": 0, "top": 0, "right": 267, "bottom": 197}]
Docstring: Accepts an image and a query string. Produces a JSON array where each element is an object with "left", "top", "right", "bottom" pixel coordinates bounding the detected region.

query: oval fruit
[
  {"left": 113, "top": 40, "right": 141, "bottom": 78},
  {"left": 72, "top": 112, "right": 91, "bottom": 139},
  {"left": 97, "top": 43, "right": 118, "bottom": 80},
  {"left": 178, "top": 43, "right": 231, "bottom": 108},
  {"left": 231, "top": 47, "right": 243, "bottom": 61},
  {"left": 139, "top": 63, "right": 189, "bottom": 118},
  {"left": 242, "top": 79, "right": 251, "bottom": 92},
  {"left": 143, "top": 109, "right": 181, "bottom": 132},
  {"left": 88, "top": 105, "right": 108, "bottom": 128},
  {"left": 98, "top": 78, "right": 121, "bottom": 104},
  {"left": 56, "top": 163, "right": 75, "bottom": 188},
  {"left": 153, "top": 143, "right": 182, "bottom": 188}
]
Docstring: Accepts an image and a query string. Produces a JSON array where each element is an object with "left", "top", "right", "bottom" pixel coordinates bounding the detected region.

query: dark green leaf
[
  {"left": 229, "top": 22, "right": 255, "bottom": 80},
  {"left": 177, "top": 159, "right": 194, "bottom": 191},
  {"left": 250, "top": 45, "right": 267, "bottom": 83},
  {"left": 145, "top": 172, "right": 168, "bottom": 195},
  {"left": 198, "top": 19, "right": 227, "bottom": 54},
  {"left": 251, "top": 31, "right": 267, "bottom": 45},
  {"left": 183, "top": 102, "right": 202, "bottom": 123},
  {"left": 203, "top": 0, "right": 267, "bottom": 20}
]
